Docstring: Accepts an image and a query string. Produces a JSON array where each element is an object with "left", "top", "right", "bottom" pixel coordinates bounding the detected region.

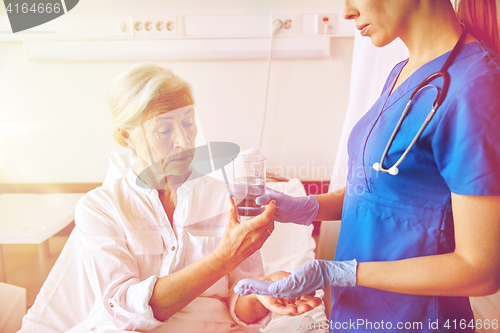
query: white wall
[{"left": 0, "top": 0, "right": 353, "bottom": 183}]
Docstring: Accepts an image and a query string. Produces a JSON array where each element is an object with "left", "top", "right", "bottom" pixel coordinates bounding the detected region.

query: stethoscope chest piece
[{"left": 373, "top": 162, "right": 399, "bottom": 175}]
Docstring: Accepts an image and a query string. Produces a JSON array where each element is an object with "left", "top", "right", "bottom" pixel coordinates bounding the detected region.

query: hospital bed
[{"left": 16, "top": 152, "right": 329, "bottom": 333}]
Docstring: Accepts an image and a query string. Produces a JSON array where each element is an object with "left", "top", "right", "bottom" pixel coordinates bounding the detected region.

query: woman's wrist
[
  {"left": 235, "top": 294, "right": 269, "bottom": 324},
  {"left": 209, "top": 247, "right": 240, "bottom": 274}
]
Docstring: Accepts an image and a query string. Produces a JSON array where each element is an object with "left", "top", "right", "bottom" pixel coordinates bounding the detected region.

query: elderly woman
[{"left": 69, "top": 63, "right": 320, "bottom": 333}]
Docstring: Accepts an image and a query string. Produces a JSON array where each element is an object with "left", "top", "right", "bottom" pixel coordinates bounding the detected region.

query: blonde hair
[{"left": 108, "top": 63, "right": 194, "bottom": 148}]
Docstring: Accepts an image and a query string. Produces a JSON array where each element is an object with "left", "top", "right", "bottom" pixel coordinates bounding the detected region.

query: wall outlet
[
  {"left": 271, "top": 14, "right": 297, "bottom": 35},
  {"left": 315, "top": 13, "right": 335, "bottom": 34},
  {"left": 132, "top": 15, "right": 177, "bottom": 37}
]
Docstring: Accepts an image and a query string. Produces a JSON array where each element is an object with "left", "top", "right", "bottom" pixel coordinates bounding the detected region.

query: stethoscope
[{"left": 373, "top": 26, "right": 467, "bottom": 176}]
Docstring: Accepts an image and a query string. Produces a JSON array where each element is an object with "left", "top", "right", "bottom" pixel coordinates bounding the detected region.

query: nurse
[{"left": 235, "top": 0, "right": 500, "bottom": 332}]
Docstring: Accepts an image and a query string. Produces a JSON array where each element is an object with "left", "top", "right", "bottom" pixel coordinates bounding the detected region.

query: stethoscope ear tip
[
  {"left": 373, "top": 162, "right": 381, "bottom": 172},
  {"left": 388, "top": 166, "right": 399, "bottom": 176}
]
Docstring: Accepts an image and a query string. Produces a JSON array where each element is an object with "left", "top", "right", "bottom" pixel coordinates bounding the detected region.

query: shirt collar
[{"left": 126, "top": 167, "right": 203, "bottom": 195}]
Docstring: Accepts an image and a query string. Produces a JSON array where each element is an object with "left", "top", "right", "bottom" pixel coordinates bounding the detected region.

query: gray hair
[{"left": 108, "top": 62, "right": 194, "bottom": 148}]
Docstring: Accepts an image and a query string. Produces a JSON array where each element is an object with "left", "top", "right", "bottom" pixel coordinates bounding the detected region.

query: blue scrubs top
[{"left": 332, "top": 41, "right": 500, "bottom": 332}]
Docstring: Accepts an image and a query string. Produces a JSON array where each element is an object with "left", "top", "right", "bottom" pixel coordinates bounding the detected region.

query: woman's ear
[{"left": 120, "top": 129, "right": 134, "bottom": 148}]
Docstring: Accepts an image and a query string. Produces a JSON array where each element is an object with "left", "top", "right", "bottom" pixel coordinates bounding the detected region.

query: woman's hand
[
  {"left": 255, "top": 271, "right": 322, "bottom": 316},
  {"left": 213, "top": 197, "right": 276, "bottom": 271}
]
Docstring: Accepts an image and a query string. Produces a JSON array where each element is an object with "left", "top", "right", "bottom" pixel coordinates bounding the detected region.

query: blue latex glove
[
  {"left": 234, "top": 259, "right": 357, "bottom": 299},
  {"left": 255, "top": 187, "right": 320, "bottom": 226}
]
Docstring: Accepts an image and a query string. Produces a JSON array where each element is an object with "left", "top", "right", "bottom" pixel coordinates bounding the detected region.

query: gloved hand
[
  {"left": 255, "top": 187, "right": 320, "bottom": 226},
  {"left": 234, "top": 259, "right": 357, "bottom": 299}
]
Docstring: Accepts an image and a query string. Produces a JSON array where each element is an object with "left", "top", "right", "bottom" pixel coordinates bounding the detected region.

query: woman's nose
[
  {"left": 172, "top": 124, "right": 191, "bottom": 148},
  {"left": 343, "top": 0, "right": 359, "bottom": 20}
]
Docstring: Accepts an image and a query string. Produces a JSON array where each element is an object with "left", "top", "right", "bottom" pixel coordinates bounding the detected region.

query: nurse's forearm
[
  {"left": 356, "top": 194, "right": 500, "bottom": 297},
  {"left": 356, "top": 253, "right": 499, "bottom": 297},
  {"left": 314, "top": 187, "right": 345, "bottom": 221},
  {"left": 149, "top": 252, "right": 235, "bottom": 322}
]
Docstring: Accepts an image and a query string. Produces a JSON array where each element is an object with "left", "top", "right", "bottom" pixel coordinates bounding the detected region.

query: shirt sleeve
[
  {"left": 227, "top": 250, "right": 272, "bottom": 329},
  {"left": 433, "top": 72, "right": 500, "bottom": 195},
  {"left": 75, "top": 196, "right": 165, "bottom": 331}
]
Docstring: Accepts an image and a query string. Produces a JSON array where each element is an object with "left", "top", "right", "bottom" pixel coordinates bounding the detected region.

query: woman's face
[
  {"left": 343, "top": 0, "right": 417, "bottom": 47},
  {"left": 128, "top": 100, "right": 197, "bottom": 184}
]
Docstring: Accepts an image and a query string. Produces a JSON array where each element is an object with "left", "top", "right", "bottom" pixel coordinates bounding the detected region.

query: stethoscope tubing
[
  {"left": 374, "top": 85, "right": 439, "bottom": 175},
  {"left": 373, "top": 25, "right": 467, "bottom": 176}
]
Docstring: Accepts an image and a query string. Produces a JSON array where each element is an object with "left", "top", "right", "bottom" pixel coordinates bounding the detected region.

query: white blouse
[{"left": 69, "top": 168, "right": 270, "bottom": 333}]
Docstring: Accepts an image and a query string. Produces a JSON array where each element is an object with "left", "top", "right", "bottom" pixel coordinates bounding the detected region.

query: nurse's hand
[
  {"left": 234, "top": 259, "right": 357, "bottom": 299},
  {"left": 255, "top": 271, "right": 322, "bottom": 316},
  {"left": 213, "top": 197, "right": 276, "bottom": 270},
  {"left": 256, "top": 187, "right": 320, "bottom": 226}
]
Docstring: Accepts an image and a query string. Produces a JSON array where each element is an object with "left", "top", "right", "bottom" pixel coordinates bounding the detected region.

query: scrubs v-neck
[{"left": 331, "top": 41, "right": 500, "bottom": 332}]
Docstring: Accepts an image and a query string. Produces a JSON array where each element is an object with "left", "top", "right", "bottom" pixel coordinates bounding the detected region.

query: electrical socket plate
[
  {"left": 271, "top": 14, "right": 297, "bottom": 35},
  {"left": 132, "top": 15, "right": 177, "bottom": 37},
  {"left": 315, "top": 13, "right": 336, "bottom": 34}
]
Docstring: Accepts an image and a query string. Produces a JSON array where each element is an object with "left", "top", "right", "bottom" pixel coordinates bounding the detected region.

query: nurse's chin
[{"left": 369, "top": 35, "right": 398, "bottom": 49}]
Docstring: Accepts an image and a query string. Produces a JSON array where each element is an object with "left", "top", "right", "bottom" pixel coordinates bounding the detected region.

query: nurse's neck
[
  {"left": 399, "top": 2, "right": 476, "bottom": 71},
  {"left": 389, "top": 2, "right": 477, "bottom": 95}
]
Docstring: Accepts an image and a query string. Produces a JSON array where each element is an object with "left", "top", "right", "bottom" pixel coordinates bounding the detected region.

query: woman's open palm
[{"left": 256, "top": 271, "right": 322, "bottom": 316}]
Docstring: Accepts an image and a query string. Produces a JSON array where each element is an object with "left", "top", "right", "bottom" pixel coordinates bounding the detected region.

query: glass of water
[{"left": 233, "top": 155, "right": 266, "bottom": 222}]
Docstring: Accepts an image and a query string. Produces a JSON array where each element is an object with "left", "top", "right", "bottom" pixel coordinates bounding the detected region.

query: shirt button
[{"left": 171, "top": 246, "right": 175, "bottom": 251}]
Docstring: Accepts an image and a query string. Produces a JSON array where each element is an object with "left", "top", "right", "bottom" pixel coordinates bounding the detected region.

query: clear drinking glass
[{"left": 233, "top": 155, "right": 266, "bottom": 222}]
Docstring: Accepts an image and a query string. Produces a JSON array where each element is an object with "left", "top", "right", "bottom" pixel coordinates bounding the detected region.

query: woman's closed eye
[
  {"left": 158, "top": 126, "right": 172, "bottom": 134},
  {"left": 183, "top": 116, "right": 195, "bottom": 128}
]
